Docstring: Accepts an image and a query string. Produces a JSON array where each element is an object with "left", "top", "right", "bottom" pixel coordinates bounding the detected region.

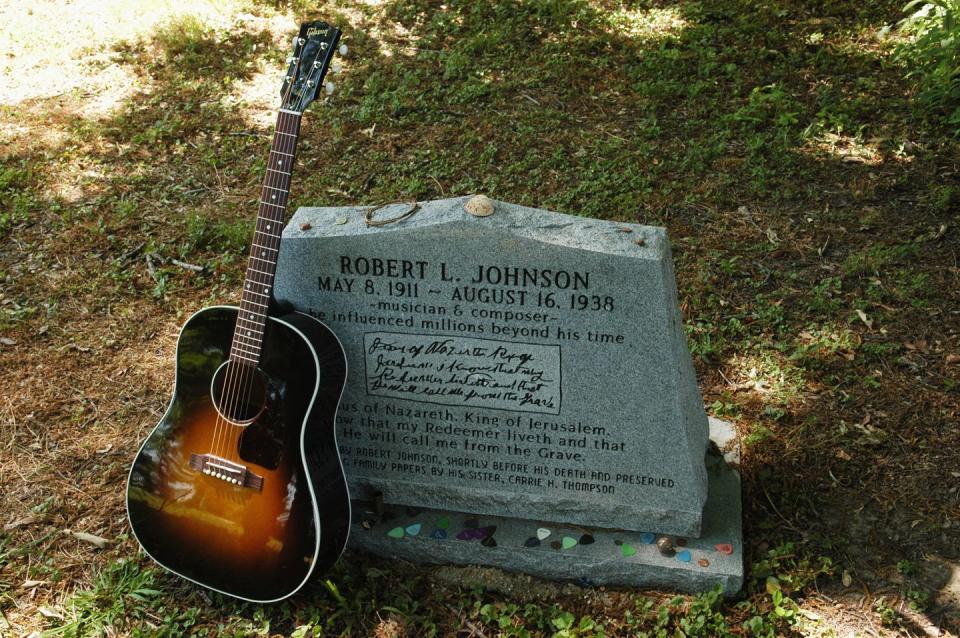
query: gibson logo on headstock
[{"left": 306, "top": 26, "right": 328, "bottom": 37}]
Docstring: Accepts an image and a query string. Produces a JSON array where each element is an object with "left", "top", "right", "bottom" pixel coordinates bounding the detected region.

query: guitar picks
[
  {"left": 561, "top": 536, "right": 577, "bottom": 550},
  {"left": 387, "top": 527, "right": 404, "bottom": 539},
  {"left": 621, "top": 543, "right": 637, "bottom": 557},
  {"left": 715, "top": 543, "right": 734, "bottom": 555},
  {"left": 536, "top": 527, "right": 551, "bottom": 540},
  {"left": 404, "top": 523, "right": 421, "bottom": 536}
]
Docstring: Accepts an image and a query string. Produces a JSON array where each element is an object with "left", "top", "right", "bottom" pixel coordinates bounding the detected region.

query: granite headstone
[{"left": 273, "top": 196, "right": 743, "bottom": 593}]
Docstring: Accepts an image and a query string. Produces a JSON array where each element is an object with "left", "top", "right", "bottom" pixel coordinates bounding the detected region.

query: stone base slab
[{"left": 347, "top": 451, "right": 742, "bottom": 595}]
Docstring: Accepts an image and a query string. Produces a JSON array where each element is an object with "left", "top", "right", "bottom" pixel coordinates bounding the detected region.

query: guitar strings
[
  {"left": 226, "top": 49, "right": 322, "bottom": 460},
  {"left": 218, "top": 84, "right": 302, "bottom": 460},
  {"left": 215, "top": 111, "right": 292, "bottom": 461},
  {"left": 222, "top": 110, "right": 297, "bottom": 461},
  {"left": 209, "top": 50, "right": 306, "bottom": 461}
]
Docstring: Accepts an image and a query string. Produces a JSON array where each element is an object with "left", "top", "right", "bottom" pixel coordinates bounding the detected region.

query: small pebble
[
  {"left": 656, "top": 536, "right": 675, "bottom": 557},
  {"left": 299, "top": 222, "right": 312, "bottom": 231}
]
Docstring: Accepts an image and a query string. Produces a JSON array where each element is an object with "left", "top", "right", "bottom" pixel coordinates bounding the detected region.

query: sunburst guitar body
[
  {"left": 126, "top": 307, "right": 349, "bottom": 601},
  {"left": 126, "top": 22, "right": 351, "bottom": 602}
]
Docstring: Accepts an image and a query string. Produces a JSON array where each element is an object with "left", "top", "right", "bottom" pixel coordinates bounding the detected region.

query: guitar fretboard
[{"left": 230, "top": 110, "right": 302, "bottom": 367}]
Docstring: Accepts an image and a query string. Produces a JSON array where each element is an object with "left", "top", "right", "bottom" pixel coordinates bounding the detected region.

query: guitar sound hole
[{"left": 211, "top": 361, "right": 268, "bottom": 425}]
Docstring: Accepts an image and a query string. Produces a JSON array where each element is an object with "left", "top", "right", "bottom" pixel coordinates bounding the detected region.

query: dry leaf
[
  {"left": 855, "top": 309, "right": 873, "bottom": 329},
  {"left": 66, "top": 530, "right": 110, "bottom": 549},
  {"left": 842, "top": 570, "right": 852, "bottom": 587},
  {"left": 4, "top": 516, "right": 36, "bottom": 531}
]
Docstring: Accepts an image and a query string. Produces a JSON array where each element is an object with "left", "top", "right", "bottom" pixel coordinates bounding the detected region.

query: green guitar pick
[
  {"left": 561, "top": 536, "right": 577, "bottom": 550},
  {"left": 387, "top": 527, "right": 405, "bottom": 538},
  {"left": 621, "top": 543, "right": 637, "bottom": 557},
  {"left": 436, "top": 516, "right": 450, "bottom": 530}
]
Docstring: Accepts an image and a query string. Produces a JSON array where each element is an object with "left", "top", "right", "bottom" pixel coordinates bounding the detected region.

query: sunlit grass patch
[
  {"left": 604, "top": 5, "right": 688, "bottom": 42},
  {"left": 726, "top": 350, "right": 807, "bottom": 406},
  {"left": 804, "top": 131, "right": 886, "bottom": 165},
  {"left": 0, "top": 0, "right": 258, "bottom": 105}
]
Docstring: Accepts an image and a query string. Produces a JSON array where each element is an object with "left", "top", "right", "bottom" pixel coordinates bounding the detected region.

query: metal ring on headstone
[{"left": 363, "top": 201, "right": 420, "bottom": 227}]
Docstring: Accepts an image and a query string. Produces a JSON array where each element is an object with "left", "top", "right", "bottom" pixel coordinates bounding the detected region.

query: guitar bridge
[{"left": 189, "top": 454, "right": 264, "bottom": 491}]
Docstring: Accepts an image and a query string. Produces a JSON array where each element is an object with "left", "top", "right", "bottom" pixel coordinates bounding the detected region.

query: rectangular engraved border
[{"left": 361, "top": 331, "right": 562, "bottom": 415}]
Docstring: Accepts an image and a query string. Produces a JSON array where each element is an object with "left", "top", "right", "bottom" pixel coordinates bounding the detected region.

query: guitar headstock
[{"left": 280, "top": 21, "right": 344, "bottom": 113}]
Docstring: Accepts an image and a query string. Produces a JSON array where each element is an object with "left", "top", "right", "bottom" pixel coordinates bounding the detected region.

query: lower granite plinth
[{"left": 347, "top": 453, "right": 742, "bottom": 595}]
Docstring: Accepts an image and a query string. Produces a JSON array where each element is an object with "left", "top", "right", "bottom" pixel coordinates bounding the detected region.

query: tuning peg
[
  {"left": 338, "top": 43, "right": 348, "bottom": 56},
  {"left": 314, "top": 60, "right": 322, "bottom": 69},
  {"left": 331, "top": 62, "right": 342, "bottom": 74},
  {"left": 324, "top": 81, "right": 335, "bottom": 95},
  {"left": 306, "top": 80, "right": 316, "bottom": 88}
]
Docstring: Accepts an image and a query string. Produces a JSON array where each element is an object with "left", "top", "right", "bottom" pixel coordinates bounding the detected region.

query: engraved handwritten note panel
[
  {"left": 364, "top": 332, "right": 562, "bottom": 414},
  {"left": 275, "top": 197, "right": 710, "bottom": 535}
]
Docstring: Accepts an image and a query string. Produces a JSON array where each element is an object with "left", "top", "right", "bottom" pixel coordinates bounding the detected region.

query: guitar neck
[{"left": 230, "top": 110, "right": 302, "bottom": 367}]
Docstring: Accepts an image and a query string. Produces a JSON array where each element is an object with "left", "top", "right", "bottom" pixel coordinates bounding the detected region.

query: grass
[{"left": 1, "top": 0, "right": 958, "bottom": 636}]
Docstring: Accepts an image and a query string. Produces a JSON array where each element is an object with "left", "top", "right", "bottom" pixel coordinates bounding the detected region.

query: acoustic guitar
[{"left": 126, "top": 21, "right": 350, "bottom": 602}]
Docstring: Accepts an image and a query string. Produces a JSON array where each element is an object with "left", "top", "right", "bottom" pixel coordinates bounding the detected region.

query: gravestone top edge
[{"left": 286, "top": 196, "right": 668, "bottom": 261}]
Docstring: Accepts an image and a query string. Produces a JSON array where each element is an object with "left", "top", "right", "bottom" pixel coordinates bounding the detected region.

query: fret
[
  {"left": 256, "top": 218, "right": 281, "bottom": 230},
  {"left": 255, "top": 218, "right": 283, "bottom": 231},
  {"left": 234, "top": 325, "right": 264, "bottom": 339},
  {"left": 244, "top": 289, "right": 270, "bottom": 298},
  {"left": 260, "top": 200, "right": 286, "bottom": 209},
  {"left": 263, "top": 185, "right": 288, "bottom": 194},
  {"left": 248, "top": 256, "right": 277, "bottom": 268},
  {"left": 246, "top": 267, "right": 274, "bottom": 277},
  {"left": 230, "top": 352, "right": 258, "bottom": 365},
  {"left": 241, "top": 298, "right": 269, "bottom": 308},
  {"left": 236, "top": 317, "right": 263, "bottom": 330},
  {"left": 254, "top": 229, "right": 281, "bottom": 239},
  {"left": 267, "top": 168, "right": 290, "bottom": 176},
  {"left": 231, "top": 346, "right": 261, "bottom": 360},
  {"left": 232, "top": 336, "right": 262, "bottom": 351},
  {"left": 251, "top": 244, "right": 278, "bottom": 253},
  {"left": 271, "top": 150, "right": 294, "bottom": 157},
  {"left": 276, "top": 131, "right": 297, "bottom": 137},
  {"left": 232, "top": 337, "right": 262, "bottom": 351}
]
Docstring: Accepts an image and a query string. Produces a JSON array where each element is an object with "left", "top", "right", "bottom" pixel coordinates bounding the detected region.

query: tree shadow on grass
[
  {"left": 1, "top": 0, "right": 958, "bottom": 635},
  {"left": 297, "top": 0, "right": 960, "bottom": 632}
]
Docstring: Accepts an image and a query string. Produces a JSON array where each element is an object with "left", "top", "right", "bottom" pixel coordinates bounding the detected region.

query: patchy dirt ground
[{"left": 1, "top": 0, "right": 958, "bottom": 636}]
